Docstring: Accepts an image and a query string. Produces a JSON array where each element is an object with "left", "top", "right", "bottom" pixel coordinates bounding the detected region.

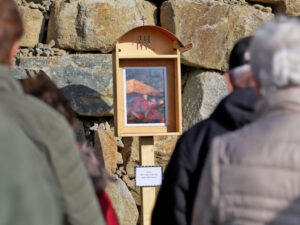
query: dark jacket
[{"left": 151, "top": 87, "right": 258, "bottom": 225}]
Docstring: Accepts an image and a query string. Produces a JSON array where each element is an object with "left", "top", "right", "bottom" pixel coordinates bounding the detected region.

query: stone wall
[{"left": 12, "top": 0, "right": 298, "bottom": 224}]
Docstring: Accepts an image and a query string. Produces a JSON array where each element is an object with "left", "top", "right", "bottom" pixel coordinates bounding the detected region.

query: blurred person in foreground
[
  {"left": 192, "top": 17, "right": 300, "bottom": 225},
  {"left": 0, "top": 0, "right": 105, "bottom": 224},
  {"left": 0, "top": 1, "right": 60, "bottom": 224},
  {"left": 151, "top": 36, "right": 258, "bottom": 225},
  {"left": 20, "top": 73, "right": 120, "bottom": 225}
]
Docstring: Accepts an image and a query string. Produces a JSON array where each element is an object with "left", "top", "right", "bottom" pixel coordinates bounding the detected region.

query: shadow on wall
[{"left": 62, "top": 84, "right": 113, "bottom": 117}]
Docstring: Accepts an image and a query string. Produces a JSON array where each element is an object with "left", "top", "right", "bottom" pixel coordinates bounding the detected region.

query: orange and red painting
[{"left": 124, "top": 67, "right": 167, "bottom": 125}]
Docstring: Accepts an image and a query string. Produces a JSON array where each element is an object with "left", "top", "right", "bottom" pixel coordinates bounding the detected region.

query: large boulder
[
  {"left": 161, "top": 0, "right": 273, "bottom": 71},
  {"left": 47, "top": 0, "right": 157, "bottom": 52},
  {"left": 94, "top": 129, "right": 118, "bottom": 175},
  {"left": 182, "top": 70, "right": 229, "bottom": 131},
  {"left": 249, "top": 0, "right": 300, "bottom": 15},
  {"left": 106, "top": 177, "right": 139, "bottom": 225},
  {"left": 19, "top": 6, "right": 45, "bottom": 47},
  {"left": 12, "top": 54, "right": 113, "bottom": 117},
  {"left": 122, "top": 174, "right": 141, "bottom": 207}
]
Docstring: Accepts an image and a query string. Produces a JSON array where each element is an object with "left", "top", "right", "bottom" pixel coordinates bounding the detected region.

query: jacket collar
[
  {"left": 210, "top": 87, "right": 258, "bottom": 130},
  {"left": 256, "top": 87, "right": 300, "bottom": 118},
  {"left": 0, "top": 64, "right": 23, "bottom": 94}
]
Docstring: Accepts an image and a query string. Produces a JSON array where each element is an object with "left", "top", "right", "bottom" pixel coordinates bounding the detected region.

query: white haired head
[{"left": 250, "top": 17, "right": 300, "bottom": 94}]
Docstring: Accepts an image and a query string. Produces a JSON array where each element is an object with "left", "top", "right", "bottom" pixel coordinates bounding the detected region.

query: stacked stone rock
[
  {"left": 12, "top": 0, "right": 300, "bottom": 225},
  {"left": 16, "top": 41, "right": 67, "bottom": 57}
]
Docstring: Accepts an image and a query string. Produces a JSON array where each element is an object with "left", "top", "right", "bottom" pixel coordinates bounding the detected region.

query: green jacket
[{"left": 0, "top": 65, "right": 106, "bottom": 225}]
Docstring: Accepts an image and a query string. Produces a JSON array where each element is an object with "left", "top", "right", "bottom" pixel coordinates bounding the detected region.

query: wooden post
[{"left": 139, "top": 136, "right": 156, "bottom": 225}]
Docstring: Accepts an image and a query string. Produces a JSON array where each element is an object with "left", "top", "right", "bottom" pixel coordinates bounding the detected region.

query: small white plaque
[{"left": 135, "top": 166, "right": 163, "bottom": 187}]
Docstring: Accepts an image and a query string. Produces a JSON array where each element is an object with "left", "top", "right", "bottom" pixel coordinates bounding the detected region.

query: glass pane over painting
[{"left": 124, "top": 67, "right": 168, "bottom": 126}]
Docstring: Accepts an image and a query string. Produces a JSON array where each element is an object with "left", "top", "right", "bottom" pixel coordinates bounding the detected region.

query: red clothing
[{"left": 98, "top": 191, "right": 120, "bottom": 225}]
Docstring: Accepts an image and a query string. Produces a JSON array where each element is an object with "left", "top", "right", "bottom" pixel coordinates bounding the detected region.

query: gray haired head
[{"left": 250, "top": 16, "right": 300, "bottom": 94}]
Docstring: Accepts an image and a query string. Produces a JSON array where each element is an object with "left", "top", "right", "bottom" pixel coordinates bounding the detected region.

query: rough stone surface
[
  {"left": 117, "top": 152, "right": 124, "bottom": 165},
  {"left": 154, "top": 136, "right": 178, "bottom": 170},
  {"left": 182, "top": 70, "right": 229, "bottom": 131},
  {"left": 249, "top": 0, "right": 300, "bottom": 15},
  {"left": 106, "top": 177, "right": 139, "bottom": 225},
  {"left": 94, "top": 130, "right": 117, "bottom": 174},
  {"left": 47, "top": 0, "right": 157, "bottom": 52},
  {"left": 16, "top": 42, "right": 68, "bottom": 58},
  {"left": 27, "top": 0, "right": 45, "bottom": 3},
  {"left": 122, "top": 175, "right": 141, "bottom": 207},
  {"left": 121, "top": 137, "right": 140, "bottom": 179},
  {"left": 154, "top": 136, "right": 178, "bottom": 154},
  {"left": 161, "top": 0, "right": 273, "bottom": 71},
  {"left": 19, "top": 6, "right": 45, "bottom": 47},
  {"left": 116, "top": 137, "right": 125, "bottom": 148},
  {"left": 12, "top": 54, "right": 113, "bottom": 116}
]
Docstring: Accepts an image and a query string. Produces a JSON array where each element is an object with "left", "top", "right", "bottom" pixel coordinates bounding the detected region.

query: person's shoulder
[
  {"left": 221, "top": 119, "right": 258, "bottom": 143},
  {"left": 27, "top": 95, "right": 75, "bottom": 139},
  {"left": 182, "top": 119, "right": 216, "bottom": 137},
  {"left": 180, "top": 118, "right": 225, "bottom": 146},
  {"left": 25, "top": 95, "right": 70, "bottom": 126},
  {"left": 210, "top": 121, "right": 257, "bottom": 159},
  {"left": 171, "top": 118, "right": 224, "bottom": 162},
  {"left": 4, "top": 93, "right": 74, "bottom": 141}
]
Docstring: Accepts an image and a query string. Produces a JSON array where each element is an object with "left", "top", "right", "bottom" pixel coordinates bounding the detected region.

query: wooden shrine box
[{"left": 113, "top": 25, "right": 191, "bottom": 137}]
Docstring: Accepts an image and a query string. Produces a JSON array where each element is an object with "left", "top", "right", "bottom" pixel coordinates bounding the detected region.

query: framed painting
[{"left": 124, "top": 67, "right": 168, "bottom": 126}]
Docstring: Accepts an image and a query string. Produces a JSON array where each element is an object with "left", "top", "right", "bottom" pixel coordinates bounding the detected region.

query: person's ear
[
  {"left": 224, "top": 72, "right": 234, "bottom": 93},
  {"left": 9, "top": 42, "right": 19, "bottom": 69}
]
